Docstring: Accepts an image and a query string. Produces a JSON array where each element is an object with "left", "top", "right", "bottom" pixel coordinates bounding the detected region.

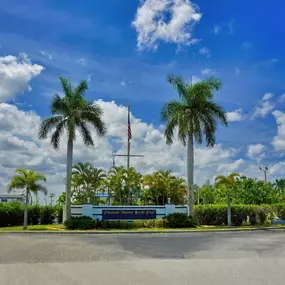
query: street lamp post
[{"left": 259, "top": 166, "right": 269, "bottom": 182}]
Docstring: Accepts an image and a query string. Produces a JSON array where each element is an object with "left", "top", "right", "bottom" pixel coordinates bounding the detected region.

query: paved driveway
[{"left": 1, "top": 230, "right": 285, "bottom": 284}]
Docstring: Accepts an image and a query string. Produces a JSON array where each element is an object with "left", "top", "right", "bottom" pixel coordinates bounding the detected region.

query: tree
[
  {"left": 56, "top": 192, "right": 66, "bottom": 207},
  {"left": 161, "top": 75, "right": 227, "bottom": 214},
  {"left": 195, "top": 181, "right": 215, "bottom": 205},
  {"left": 274, "top": 179, "right": 285, "bottom": 195},
  {"left": 7, "top": 168, "right": 47, "bottom": 230},
  {"left": 142, "top": 170, "right": 187, "bottom": 205},
  {"left": 72, "top": 162, "right": 106, "bottom": 204},
  {"left": 38, "top": 77, "right": 106, "bottom": 220},
  {"left": 215, "top": 173, "right": 240, "bottom": 227},
  {"left": 49, "top": 193, "right": 55, "bottom": 206},
  {"left": 106, "top": 166, "right": 142, "bottom": 205}
]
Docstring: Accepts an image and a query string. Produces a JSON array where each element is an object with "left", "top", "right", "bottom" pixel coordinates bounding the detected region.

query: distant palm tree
[
  {"left": 38, "top": 77, "right": 106, "bottom": 220},
  {"left": 142, "top": 170, "right": 186, "bottom": 205},
  {"left": 8, "top": 168, "right": 47, "bottom": 230},
  {"left": 161, "top": 74, "right": 227, "bottom": 214},
  {"left": 215, "top": 172, "right": 240, "bottom": 227},
  {"left": 107, "top": 167, "right": 141, "bottom": 205},
  {"left": 49, "top": 193, "right": 55, "bottom": 206}
]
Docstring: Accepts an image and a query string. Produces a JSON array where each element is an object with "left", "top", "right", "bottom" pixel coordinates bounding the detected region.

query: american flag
[{"left": 128, "top": 106, "right": 132, "bottom": 141}]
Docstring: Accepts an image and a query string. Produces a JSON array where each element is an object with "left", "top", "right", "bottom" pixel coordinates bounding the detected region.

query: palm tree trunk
[
  {"left": 187, "top": 133, "right": 194, "bottom": 215},
  {"left": 65, "top": 137, "right": 73, "bottom": 221},
  {"left": 23, "top": 188, "right": 29, "bottom": 230},
  {"left": 227, "top": 192, "right": 232, "bottom": 227}
]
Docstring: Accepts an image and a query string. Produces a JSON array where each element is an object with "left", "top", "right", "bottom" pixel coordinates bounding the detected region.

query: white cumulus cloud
[
  {"left": 0, "top": 54, "right": 44, "bottom": 102},
  {"left": 132, "top": 0, "right": 202, "bottom": 50},
  {"left": 218, "top": 159, "right": 245, "bottom": 173},
  {"left": 226, "top": 108, "right": 243, "bottom": 122},
  {"left": 247, "top": 144, "right": 266, "bottom": 159},
  {"left": 262, "top": 93, "right": 274, "bottom": 101},
  {"left": 272, "top": 110, "right": 285, "bottom": 151},
  {"left": 252, "top": 93, "right": 275, "bottom": 119}
]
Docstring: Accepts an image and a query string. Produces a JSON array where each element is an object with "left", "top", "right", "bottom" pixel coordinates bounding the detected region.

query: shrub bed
[
  {"left": 0, "top": 202, "right": 62, "bottom": 227},
  {"left": 194, "top": 204, "right": 280, "bottom": 226},
  {"left": 64, "top": 213, "right": 196, "bottom": 230}
]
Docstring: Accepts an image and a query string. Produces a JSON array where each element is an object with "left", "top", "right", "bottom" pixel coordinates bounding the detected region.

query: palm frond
[
  {"left": 167, "top": 74, "right": 188, "bottom": 102},
  {"left": 38, "top": 116, "right": 64, "bottom": 139},
  {"left": 81, "top": 104, "right": 107, "bottom": 137},
  {"left": 204, "top": 77, "right": 222, "bottom": 91},
  {"left": 160, "top": 100, "right": 184, "bottom": 122},
  {"left": 59, "top": 76, "right": 72, "bottom": 97},
  {"left": 78, "top": 122, "right": 94, "bottom": 146},
  {"left": 50, "top": 93, "right": 69, "bottom": 115},
  {"left": 15, "top": 168, "right": 28, "bottom": 177},
  {"left": 164, "top": 119, "right": 177, "bottom": 145},
  {"left": 33, "top": 173, "right": 47, "bottom": 182},
  {"left": 33, "top": 185, "right": 48, "bottom": 196},
  {"left": 51, "top": 120, "right": 67, "bottom": 149},
  {"left": 74, "top": 80, "right": 88, "bottom": 97},
  {"left": 7, "top": 176, "right": 26, "bottom": 192},
  {"left": 203, "top": 101, "right": 228, "bottom": 127}
]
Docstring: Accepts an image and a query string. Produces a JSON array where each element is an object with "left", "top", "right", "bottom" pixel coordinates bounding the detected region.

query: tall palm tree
[
  {"left": 215, "top": 172, "right": 240, "bottom": 227},
  {"left": 38, "top": 77, "right": 106, "bottom": 220},
  {"left": 8, "top": 168, "right": 47, "bottom": 230},
  {"left": 161, "top": 74, "right": 227, "bottom": 214}
]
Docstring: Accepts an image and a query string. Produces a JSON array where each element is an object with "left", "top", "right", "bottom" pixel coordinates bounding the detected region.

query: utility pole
[
  {"left": 259, "top": 166, "right": 269, "bottom": 182},
  {"left": 113, "top": 105, "right": 143, "bottom": 169}
]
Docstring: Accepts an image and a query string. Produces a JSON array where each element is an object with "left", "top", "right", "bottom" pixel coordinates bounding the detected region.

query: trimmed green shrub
[
  {"left": 194, "top": 204, "right": 227, "bottom": 225},
  {"left": 0, "top": 202, "right": 23, "bottom": 227},
  {"left": 194, "top": 204, "right": 277, "bottom": 226},
  {"left": 164, "top": 213, "right": 196, "bottom": 228},
  {"left": 28, "top": 205, "right": 41, "bottom": 225},
  {"left": 0, "top": 202, "right": 63, "bottom": 227},
  {"left": 56, "top": 206, "right": 63, "bottom": 224},
  {"left": 40, "top": 206, "right": 56, "bottom": 224},
  {"left": 64, "top": 216, "right": 96, "bottom": 230}
]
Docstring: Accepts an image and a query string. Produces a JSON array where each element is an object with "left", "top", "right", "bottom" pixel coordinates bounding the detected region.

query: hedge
[
  {"left": 0, "top": 202, "right": 63, "bottom": 227},
  {"left": 194, "top": 204, "right": 285, "bottom": 226},
  {"left": 64, "top": 213, "right": 196, "bottom": 230}
]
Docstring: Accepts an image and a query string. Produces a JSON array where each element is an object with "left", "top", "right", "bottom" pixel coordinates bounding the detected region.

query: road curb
[{"left": 0, "top": 227, "right": 284, "bottom": 235}]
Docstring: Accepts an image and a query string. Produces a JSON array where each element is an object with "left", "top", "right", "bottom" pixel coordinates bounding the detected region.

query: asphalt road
[{"left": 1, "top": 230, "right": 285, "bottom": 285}]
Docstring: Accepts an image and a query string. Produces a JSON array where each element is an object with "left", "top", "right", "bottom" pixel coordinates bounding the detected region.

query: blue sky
[{"left": 0, "top": 0, "right": 284, "bottom": 194}]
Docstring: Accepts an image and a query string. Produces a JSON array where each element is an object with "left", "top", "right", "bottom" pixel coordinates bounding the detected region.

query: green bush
[
  {"left": 264, "top": 219, "right": 272, "bottom": 227},
  {"left": 194, "top": 204, "right": 277, "bottom": 226},
  {"left": 40, "top": 206, "right": 56, "bottom": 224},
  {"left": 64, "top": 216, "right": 96, "bottom": 230},
  {"left": 28, "top": 205, "right": 41, "bottom": 225},
  {"left": 194, "top": 204, "right": 227, "bottom": 225},
  {"left": 0, "top": 202, "right": 63, "bottom": 227},
  {"left": 56, "top": 206, "right": 63, "bottom": 223},
  {"left": 164, "top": 213, "right": 196, "bottom": 228},
  {"left": 0, "top": 202, "right": 23, "bottom": 227}
]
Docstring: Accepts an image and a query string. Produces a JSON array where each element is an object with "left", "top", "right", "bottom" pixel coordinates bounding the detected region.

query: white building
[{"left": 0, "top": 193, "right": 25, "bottom": 204}]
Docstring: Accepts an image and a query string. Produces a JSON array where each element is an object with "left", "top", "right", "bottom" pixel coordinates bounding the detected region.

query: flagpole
[{"left": 127, "top": 104, "right": 131, "bottom": 170}]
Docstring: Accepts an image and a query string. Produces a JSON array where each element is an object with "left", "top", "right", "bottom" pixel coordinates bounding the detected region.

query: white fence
[{"left": 70, "top": 204, "right": 188, "bottom": 221}]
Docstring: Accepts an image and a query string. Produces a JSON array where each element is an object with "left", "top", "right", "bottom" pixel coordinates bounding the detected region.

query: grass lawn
[
  {"left": 1, "top": 224, "right": 285, "bottom": 232},
  {"left": 0, "top": 224, "right": 65, "bottom": 231}
]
